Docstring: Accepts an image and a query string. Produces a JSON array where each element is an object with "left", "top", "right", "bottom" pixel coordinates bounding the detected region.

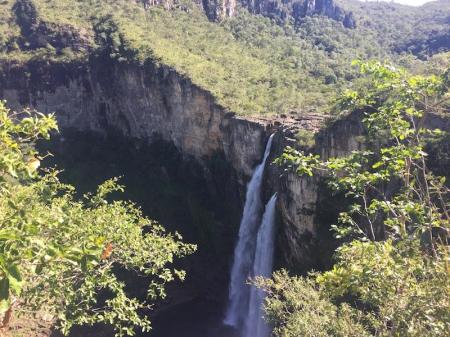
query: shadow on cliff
[{"left": 39, "top": 129, "right": 245, "bottom": 337}]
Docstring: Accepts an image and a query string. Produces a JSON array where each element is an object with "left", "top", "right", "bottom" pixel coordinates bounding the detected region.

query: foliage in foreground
[
  {"left": 0, "top": 100, "right": 196, "bottom": 336},
  {"left": 261, "top": 62, "right": 450, "bottom": 337}
]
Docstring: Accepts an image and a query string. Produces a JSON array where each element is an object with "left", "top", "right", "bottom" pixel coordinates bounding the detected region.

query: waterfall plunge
[
  {"left": 244, "top": 193, "right": 277, "bottom": 337},
  {"left": 223, "top": 134, "right": 275, "bottom": 334}
]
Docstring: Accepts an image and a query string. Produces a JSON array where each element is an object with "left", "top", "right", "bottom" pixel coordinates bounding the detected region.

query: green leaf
[
  {"left": 0, "top": 230, "right": 18, "bottom": 241},
  {"left": 5, "top": 264, "right": 23, "bottom": 295}
]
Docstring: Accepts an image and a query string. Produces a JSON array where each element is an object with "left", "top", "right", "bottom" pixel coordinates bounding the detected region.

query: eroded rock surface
[
  {"left": 0, "top": 58, "right": 270, "bottom": 182},
  {"left": 0, "top": 57, "right": 393, "bottom": 274}
]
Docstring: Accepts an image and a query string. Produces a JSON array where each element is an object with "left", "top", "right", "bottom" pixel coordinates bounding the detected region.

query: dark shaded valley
[{"left": 39, "top": 131, "right": 244, "bottom": 336}]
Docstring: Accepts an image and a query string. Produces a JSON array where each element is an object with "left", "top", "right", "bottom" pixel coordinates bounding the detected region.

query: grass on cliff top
[
  {"left": 2, "top": 0, "right": 341, "bottom": 115},
  {"left": 0, "top": 0, "right": 20, "bottom": 50},
  {"left": 0, "top": 0, "right": 448, "bottom": 116}
]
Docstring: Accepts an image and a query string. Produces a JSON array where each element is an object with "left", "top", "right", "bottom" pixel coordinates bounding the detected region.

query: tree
[
  {"left": 261, "top": 61, "right": 450, "bottom": 337},
  {"left": 0, "top": 101, "right": 196, "bottom": 336}
]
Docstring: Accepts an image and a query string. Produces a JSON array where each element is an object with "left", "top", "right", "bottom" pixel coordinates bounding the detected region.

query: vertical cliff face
[
  {"left": 242, "top": 0, "right": 355, "bottom": 28},
  {"left": 0, "top": 56, "right": 278, "bottom": 304},
  {"left": 201, "top": 0, "right": 237, "bottom": 20},
  {"left": 135, "top": 0, "right": 355, "bottom": 27},
  {"left": 266, "top": 112, "right": 365, "bottom": 271},
  {"left": 0, "top": 58, "right": 270, "bottom": 182},
  {"left": 3, "top": 57, "right": 446, "bottom": 276},
  {"left": 270, "top": 109, "right": 450, "bottom": 272},
  {"left": 0, "top": 56, "right": 362, "bottom": 274}
]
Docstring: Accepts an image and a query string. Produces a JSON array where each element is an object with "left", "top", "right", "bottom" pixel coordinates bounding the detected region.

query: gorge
[
  {"left": 2, "top": 51, "right": 448, "bottom": 337},
  {"left": 0, "top": 55, "right": 339, "bottom": 337},
  {"left": 0, "top": 56, "right": 337, "bottom": 274},
  {"left": 0, "top": 0, "right": 449, "bottom": 336}
]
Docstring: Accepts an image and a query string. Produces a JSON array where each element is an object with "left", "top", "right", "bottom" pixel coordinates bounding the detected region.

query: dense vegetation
[
  {"left": 0, "top": 0, "right": 448, "bottom": 116},
  {"left": 0, "top": 1, "right": 449, "bottom": 336},
  {"left": 0, "top": 101, "right": 195, "bottom": 336},
  {"left": 263, "top": 62, "right": 450, "bottom": 337},
  {"left": 339, "top": 0, "right": 450, "bottom": 58}
]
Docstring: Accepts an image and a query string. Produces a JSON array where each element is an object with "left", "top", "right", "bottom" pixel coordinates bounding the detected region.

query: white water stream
[
  {"left": 243, "top": 193, "right": 277, "bottom": 337},
  {"left": 223, "top": 135, "right": 276, "bottom": 337}
]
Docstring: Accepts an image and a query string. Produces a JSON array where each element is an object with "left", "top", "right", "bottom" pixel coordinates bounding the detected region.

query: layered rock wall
[
  {"left": 135, "top": 0, "right": 356, "bottom": 27},
  {"left": 0, "top": 57, "right": 360, "bottom": 272},
  {"left": 0, "top": 58, "right": 269, "bottom": 182},
  {"left": 265, "top": 114, "right": 365, "bottom": 271},
  {"left": 242, "top": 0, "right": 356, "bottom": 28}
]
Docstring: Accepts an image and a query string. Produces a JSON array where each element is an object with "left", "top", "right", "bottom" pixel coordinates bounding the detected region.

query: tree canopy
[{"left": 1, "top": 1, "right": 448, "bottom": 116}]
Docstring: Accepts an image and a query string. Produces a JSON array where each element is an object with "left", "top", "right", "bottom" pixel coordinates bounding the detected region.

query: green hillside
[
  {"left": 338, "top": 0, "right": 450, "bottom": 57},
  {"left": 0, "top": 0, "right": 448, "bottom": 116}
]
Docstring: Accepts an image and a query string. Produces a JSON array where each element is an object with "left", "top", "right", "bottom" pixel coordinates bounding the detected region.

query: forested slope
[{"left": 0, "top": 0, "right": 449, "bottom": 116}]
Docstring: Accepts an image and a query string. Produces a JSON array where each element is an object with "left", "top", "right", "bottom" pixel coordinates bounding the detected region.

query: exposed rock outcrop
[
  {"left": 269, "top": 108, "right": 450, "bottom": 271},
  {"left": 0, "top": 57, "right": 271, "bottom": 182},
  {"left": 19, "top": 52, "right": 450, "bottom": 280},
  {"left": 5, "top": 54, "right": 447, "bottom": 275},
  {"left": 1, "top": 56, "right": 325, "bottom": 271},
  {"left": 261, "top": 111, "right": 364, "bottom": 271},
  {"left": 0, "top": 52, "right": 364, "bottom": 274},
  {"left": 135, "top": 0, "right": 356, "bottom": 28},
  {"left": 201, "top": 0, "right": 237, "bottom": 21},
  {"left": 243, "top": 0, "right": 356, "bottom": 28}
]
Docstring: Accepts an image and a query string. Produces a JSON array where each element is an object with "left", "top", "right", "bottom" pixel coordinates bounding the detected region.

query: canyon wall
[
  {"left": 264, "top": 112, "right": 365, "bottom": 271},
  {"left": 0, "top": 58, "right": 269, "bottom": 182},
  {"left": 140, "top": 0, "right": 356, "bottom": 28},
  {"left": 0, "top": 57, "right": 358, "bottom": 272}
]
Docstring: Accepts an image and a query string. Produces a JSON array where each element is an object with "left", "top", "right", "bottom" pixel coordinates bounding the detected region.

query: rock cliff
[
  {"left": 240, "top": 0, "right": 356, "bottom": 28},
  {"left": 0, "top": 57, "right": 270, "bottom": 182},
  {"left": 1, "top": 56, "right": 326, "bottom": 271},
  {"left": 0, "top": 52, "right": 370, "bottom": 274},
  {"left": 269, "top": 111, "right": 365, "bottom": 271},
  {"left": 269, "top": 109, "right": 450, "bottom": 271},
  {"left": 136, "top": 0, "right": 356, "bottom": 28},
  {"left": 8, "top": 55, "right": 446, "bottom": 274}
]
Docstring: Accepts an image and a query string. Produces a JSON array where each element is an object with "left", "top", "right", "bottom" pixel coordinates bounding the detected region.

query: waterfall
[
  {"left": 223, "top": 134, "right": 274, "bottom": 328},
  {"left": 244, "top": 193, "right": 277, "bottom": 337}
]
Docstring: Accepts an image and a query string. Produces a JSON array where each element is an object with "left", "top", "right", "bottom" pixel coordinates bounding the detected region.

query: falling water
[
  {"left": 223, "top": 134, "right": 274, "bottom": 328},
  {"left": 244, "top": 193, "right": 277, "bottom": 337}
]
